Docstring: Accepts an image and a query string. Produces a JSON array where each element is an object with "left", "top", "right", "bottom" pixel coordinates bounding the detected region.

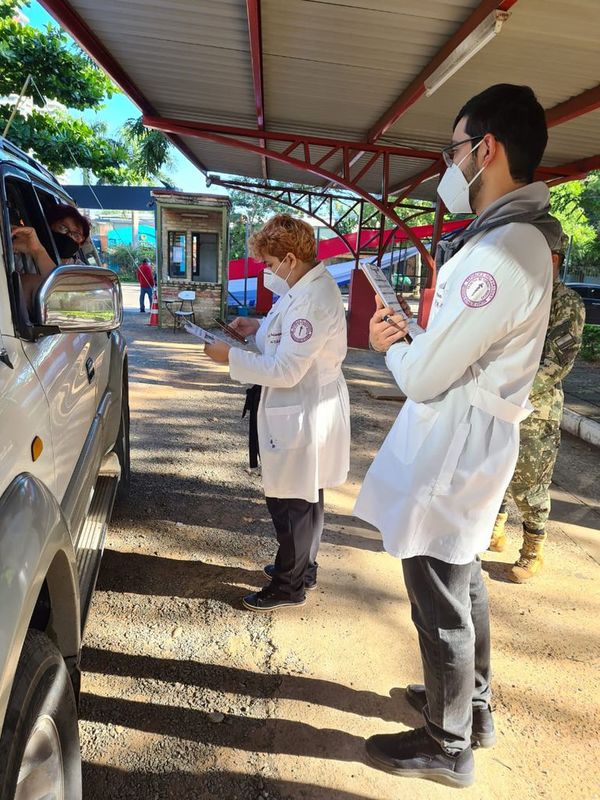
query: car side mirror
[{"left": 34, "top": 264, "right": 123, "bottom": 334}]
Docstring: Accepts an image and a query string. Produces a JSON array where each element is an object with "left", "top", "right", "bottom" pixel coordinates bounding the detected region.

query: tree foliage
[
  {"left": 551, "top": 172, "right": 600, "bottom": 267},
  {"left": 106, "top": 242, "right": 156, "bottom": 280},
  {"left": 0, "top": 1, "right": 114, "bottom": 108},
  {"left": 0, "top": 1, "right": 173, "bottom": 183}
]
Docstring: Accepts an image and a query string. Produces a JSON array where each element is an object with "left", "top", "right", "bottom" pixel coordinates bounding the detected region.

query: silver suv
[{"left": 0, "top": 139, "right": 129, "bottom": 799}]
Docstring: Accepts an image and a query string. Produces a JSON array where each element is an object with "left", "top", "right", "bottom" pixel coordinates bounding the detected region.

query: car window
[
  {"left": 569, "top": 285, "right": 588, "bottom": 299},
  {"left": 35, "top": 186, "right": 98, "bottom": 266},
  {"left": 4, "top": 177, "right": 57, "bottom": 276},
  {"left": 588, "top": 287, "right": 600, "bottom": 300}
]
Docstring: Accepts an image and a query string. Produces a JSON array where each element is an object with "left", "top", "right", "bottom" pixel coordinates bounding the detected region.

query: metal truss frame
[{"left": 208, "top": 175, "right": 435, "bottom": 265}]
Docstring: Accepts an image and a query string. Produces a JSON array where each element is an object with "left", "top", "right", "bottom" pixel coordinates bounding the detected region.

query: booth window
[
  {"left": 192, "top": 232, "right": 218, "bottom": 283},
  {"left": 168, "top": 231, "right": 187, "bottom": 278}
]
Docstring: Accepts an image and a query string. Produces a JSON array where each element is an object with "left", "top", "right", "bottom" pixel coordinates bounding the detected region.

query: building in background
[{"left": 153, "top": 191, "right": 231, "bottom": 328}]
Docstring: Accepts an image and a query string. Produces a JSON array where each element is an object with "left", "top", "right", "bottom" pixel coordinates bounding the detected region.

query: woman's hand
[
  {"left": 204, "top": 340, "right": 231, "bottom": 364},
  {"left": 11, "top": 225, "right": 44, "bottom": 257},
  {"left": 369, "top": 295, "right": 408, "bottom": 353},
  {"left": 229, "top": 316, "right": 260, "bottom": 337}
]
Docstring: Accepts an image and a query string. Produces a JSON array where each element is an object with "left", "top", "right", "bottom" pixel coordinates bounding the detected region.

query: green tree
[
  {"left": 549, "top": 172, "right": 600, "bottom": 271},
  {"left": 107, "top": 242, "right": 156, "bottom": 280},
  {"left": 0, "top": 1, "right": 173, "bottom": 183}
]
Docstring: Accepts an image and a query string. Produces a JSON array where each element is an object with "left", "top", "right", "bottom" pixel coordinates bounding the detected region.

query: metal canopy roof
[{"left": 40, "top": 0, "right": 599, "bottom": 204}]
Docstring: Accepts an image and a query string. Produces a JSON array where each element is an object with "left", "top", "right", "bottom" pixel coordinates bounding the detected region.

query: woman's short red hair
[{"left": 249, "top": 213, "right": 317, "bottom": 264}]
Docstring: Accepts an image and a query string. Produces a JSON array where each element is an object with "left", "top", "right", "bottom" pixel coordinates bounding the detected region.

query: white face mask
[
  {"left": 437, "top": 139, "right": 486, "bottom": 214},
  {"left": 263, "top": 256, "right": 292, "bottom": 296}
]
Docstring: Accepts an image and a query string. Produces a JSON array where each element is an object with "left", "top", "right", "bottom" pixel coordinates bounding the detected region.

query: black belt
[{"left": 242, "top": 384, "right": 262, "bottom": 468}]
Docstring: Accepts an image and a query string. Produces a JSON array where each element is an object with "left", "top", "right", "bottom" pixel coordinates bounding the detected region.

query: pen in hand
[{"left": 382, "top": 314, "right": 412, "bottom": 344}]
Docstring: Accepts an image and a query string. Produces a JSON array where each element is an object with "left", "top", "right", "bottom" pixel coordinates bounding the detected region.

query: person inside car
[{"left": 11, "top": 204, "right": 91, "bottom": 310}]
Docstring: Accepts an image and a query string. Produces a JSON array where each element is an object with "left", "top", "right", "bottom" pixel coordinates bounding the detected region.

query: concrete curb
[{"left": 561, "top": 407, "right": 600, "bottom": 448}]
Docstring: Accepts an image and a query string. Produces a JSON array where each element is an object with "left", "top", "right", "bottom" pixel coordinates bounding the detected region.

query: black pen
[{"left": 382, "top": 314, "right": 412, "bottom": 344}]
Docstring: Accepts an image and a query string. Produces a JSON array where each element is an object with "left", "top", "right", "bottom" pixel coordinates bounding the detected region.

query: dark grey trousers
[
  {"left": 265, "top": 489, "right": 324, "bottom": 601},
  {"left": 402, "top": 555, "right": 491, "bottom": 754}
]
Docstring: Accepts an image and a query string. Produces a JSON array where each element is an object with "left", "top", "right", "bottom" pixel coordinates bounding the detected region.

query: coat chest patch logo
[
  {"left": 460, "top": 272, "right": 497, "bottom": 308},
  {"left": 290, "top": 318, "right": 313, "bottom": 343}
]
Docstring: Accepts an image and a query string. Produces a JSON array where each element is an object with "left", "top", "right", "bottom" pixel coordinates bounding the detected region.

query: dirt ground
[{"left": 79, "top": 289, "right": 600, "bottom": 800}]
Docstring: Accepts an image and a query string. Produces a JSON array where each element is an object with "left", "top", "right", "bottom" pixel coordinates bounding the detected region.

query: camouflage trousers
[{"left": 503, "top": 415, "right": 561, "bottom": 530}]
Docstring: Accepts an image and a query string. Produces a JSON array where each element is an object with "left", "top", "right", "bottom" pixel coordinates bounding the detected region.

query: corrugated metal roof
[
  {"left": 43, "top": 0, "right": 598, "bottom": 197},
  {"left": 386, "top": 0, "right": 600, "bottom": 169}
]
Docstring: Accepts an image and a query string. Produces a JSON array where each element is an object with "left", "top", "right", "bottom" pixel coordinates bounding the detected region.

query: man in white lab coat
[{"left": 354, "top": 84, "right": 562, "bottom": 788}]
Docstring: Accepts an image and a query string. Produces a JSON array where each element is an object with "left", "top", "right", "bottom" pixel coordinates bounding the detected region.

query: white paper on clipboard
[
  {"left": 358, "top": 261, "right": 423, "bottom": 339},
  {"left": 183, "top": 321, "right": 218, "bottom": 344},
  {"left": 359, "top": 261, "right": 406, "bottom": 317}
]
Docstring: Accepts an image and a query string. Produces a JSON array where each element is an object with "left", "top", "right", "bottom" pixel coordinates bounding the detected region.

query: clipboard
[
  {"left": 358, "top": 261, "right": 406, "bottom": 318},
  {"left": 214, "top": 317, "right": 248, "bottom": 344},
  {"left": 359, "top": 261, "right": 421, "bottom": 343}
]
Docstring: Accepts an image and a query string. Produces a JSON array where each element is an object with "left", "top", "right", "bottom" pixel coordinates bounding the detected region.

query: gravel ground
[{"left": 79, "top": 295, "right": 600, "bottom": 800}]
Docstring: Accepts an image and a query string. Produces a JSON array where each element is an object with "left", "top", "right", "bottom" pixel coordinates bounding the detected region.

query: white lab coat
[
  {"left": 353, "top": 222, "right": 553, "bottom": 564},
  {"left": 229, "top": 262, "right": 350, "bottom": 502}
]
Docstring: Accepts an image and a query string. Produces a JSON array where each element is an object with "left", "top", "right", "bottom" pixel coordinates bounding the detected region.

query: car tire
[
  {"left": 0, "top": 629, "right": 82, "bottom": 800},
  {"left": 115, "top": 375, "right": 131, "bottom": 499}
]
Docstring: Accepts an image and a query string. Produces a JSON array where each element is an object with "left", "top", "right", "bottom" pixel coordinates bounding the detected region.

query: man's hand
[
  {"left": 369, "top": 295, "right": 408, "bottom": 352},
  {"left": 229, "top": 316, "right": 260, "bottom": 337},
  {"left": 204, "top": 340, "right": 231, "bottom": 364}
]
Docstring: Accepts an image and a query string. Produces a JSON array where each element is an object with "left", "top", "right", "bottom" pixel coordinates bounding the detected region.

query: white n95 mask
[
  {"left": 263, "top": 257, "right": 292, "bottom": 296},
  {"left": 437, "top": 140, "right": 486, "bottom": 214}
]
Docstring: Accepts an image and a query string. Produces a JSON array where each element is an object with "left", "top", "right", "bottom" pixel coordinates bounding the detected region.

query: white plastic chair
[{"left": 165, "top": 290, "right": 196, "bottom": 332}]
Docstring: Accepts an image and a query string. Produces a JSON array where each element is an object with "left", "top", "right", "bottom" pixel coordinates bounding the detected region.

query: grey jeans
[{"left": 402, "top": 555, "right": 491, "bottom": 754}]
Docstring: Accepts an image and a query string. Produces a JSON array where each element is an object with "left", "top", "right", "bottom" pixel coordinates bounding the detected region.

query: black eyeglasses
[{"left": 442, "top": 136, "right": 483, "bottom": 168}]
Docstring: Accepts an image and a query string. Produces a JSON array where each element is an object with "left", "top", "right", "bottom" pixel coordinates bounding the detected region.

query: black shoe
[
  {"left": 242, "top": 589, "right": 306, "bottom": 612},
  {"left": 405, "top": 685, "right": 497, "bottom": 749},
  {"left": 263, "top": 564, "right": 317, "bottom": 591},
  {"left": 365, "top": 727, "right": 474, "bottom": 788}
]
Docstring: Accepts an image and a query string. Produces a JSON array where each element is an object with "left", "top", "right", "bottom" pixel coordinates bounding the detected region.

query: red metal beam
[
  {"left": 390, "top": 159, "right": 443, "bottom": 200},
  {"left": 209, "top": 176, "right": 360, "bottom": 256},
  {"left": 38, "top": 0, "right": 209, "bottom": 175},
  {"left": 544, "top": 154, "right": 600, "bottom": 185},
  {"left": 142, "top": 115, "right": 441, "bottom": 159},
  {"left": 144, "top": 114, "right": 436, "bottom": 275},
  {"left": 246, "top": 0, "right": 268, "bottom": 179},
  {"left": 366, "top": 0, "right": 519, "bottom": 143},
  {"left": 546, "top": 84, "right": 600, "bottom": 128}
]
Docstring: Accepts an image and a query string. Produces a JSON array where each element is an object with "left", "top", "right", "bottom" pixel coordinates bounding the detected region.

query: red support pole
[{"left": 245, "top": 0, "right": 268, "bottom": 179}]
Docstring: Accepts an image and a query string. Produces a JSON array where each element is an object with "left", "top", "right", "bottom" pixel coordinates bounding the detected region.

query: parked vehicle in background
[
  {"left": 565, "top": 283, "right": 600, "bottom": 325},
  {"left": 0, "top": 138, "right": 129, "bottom": 800}
]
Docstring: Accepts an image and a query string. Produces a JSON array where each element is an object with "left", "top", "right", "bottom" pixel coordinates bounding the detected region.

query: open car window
[
  {"left": 4, "top": 176, "right": 58, "bottom": 275},
  {"left": 34, "top": 186, "right": 98, "bottom": 266}
]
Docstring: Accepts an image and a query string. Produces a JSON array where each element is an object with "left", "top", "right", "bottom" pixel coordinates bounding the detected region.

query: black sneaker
[
  {"left": 242, "top": 589, "right": 306, "bottom": 612},
  {"left": 263, "top": 564, "right": 317, "bottom": 591},
  {"left": 365, "top": 727, "right": 474, "bottom": 788},
  {"left": 405, "top": 685, "right": 497, "bottom": 749}
]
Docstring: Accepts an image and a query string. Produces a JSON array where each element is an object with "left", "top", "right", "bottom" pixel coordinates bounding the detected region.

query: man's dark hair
[{"left": 453, "top": 84, "right": 547, "bottom": 184}]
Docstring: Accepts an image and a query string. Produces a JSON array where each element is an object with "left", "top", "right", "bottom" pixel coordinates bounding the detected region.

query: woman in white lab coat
[{"left": 204, "top": 214, "right": 350, "bottom": 611}]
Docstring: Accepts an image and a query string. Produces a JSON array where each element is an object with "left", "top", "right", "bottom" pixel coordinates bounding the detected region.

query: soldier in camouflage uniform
[{"left": 489, "top": 236, "right": 585, "bottom": 581}]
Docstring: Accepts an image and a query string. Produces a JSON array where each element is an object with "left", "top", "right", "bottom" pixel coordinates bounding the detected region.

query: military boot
[
  {"left": 510, "top": 529, "right": 546, "bottom": 583},
  {"left": 488, "top": 512, "right": 508, "bottom": 552}
]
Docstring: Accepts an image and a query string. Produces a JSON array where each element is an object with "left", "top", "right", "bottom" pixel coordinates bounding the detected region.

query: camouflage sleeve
[{"left": 529, "top": 290, "right": 586, "bottom": 400}]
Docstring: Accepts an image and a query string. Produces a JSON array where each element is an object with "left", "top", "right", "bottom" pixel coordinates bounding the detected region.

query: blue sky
[{"left": 25, "top": 1, "right": 223, "bottom": 193}]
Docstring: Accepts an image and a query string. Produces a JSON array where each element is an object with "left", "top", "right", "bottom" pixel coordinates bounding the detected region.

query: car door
[
  {"left": 34, "top": 185, "right": 112, "bottom": 417},
  {"left": 587, "top": 286, "right": 600, "bottom": 325},
  {"left": 1, "top": 171, "right": 97, "bottom": 506},
  {"left": 0, "top": 190, "right": 54, "bottom": 501}
]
